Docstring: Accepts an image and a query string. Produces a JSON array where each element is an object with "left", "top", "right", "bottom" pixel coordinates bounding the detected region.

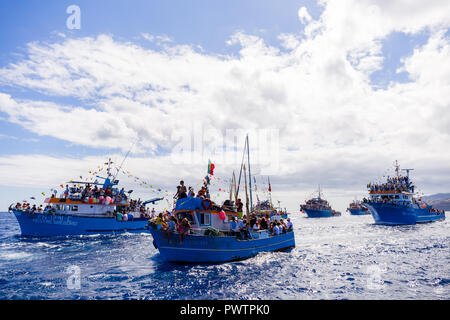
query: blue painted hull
[
  {"left": 303, "top": 208, "right": 334, "bottom": 218},
  {"left": 365, "top": 203, "right": 445, "bottom": 225},
  {"left": 348, "top": 208, "right": 370, "bottom": 216},
  {"left": 149, "top": 229, "right": 295, "bottom": 263},
  {"left": 12, "top": 210, "right": 149, "bottom": 237}
]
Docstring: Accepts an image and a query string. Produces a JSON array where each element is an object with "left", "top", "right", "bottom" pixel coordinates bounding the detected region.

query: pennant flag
[{"left": 207, "top": 160, "right": 215, "bottom": 175}]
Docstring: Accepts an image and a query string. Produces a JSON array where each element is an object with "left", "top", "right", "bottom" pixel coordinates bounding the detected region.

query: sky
[{"left": 0, "top": 0, "right": 449, "bottom": 213}]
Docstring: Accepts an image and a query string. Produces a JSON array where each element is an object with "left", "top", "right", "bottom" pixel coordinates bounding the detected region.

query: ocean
[{"left": 0, "top": 211, "right": 448, "bottom": 299}]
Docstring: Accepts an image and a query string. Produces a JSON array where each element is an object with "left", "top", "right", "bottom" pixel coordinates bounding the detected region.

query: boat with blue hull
[
  {"left": 11, "top": 210, "right": 149, "bottom": 237},
  {"left": 347, "top": 200, "right": 370, "bottom": 215},
  {"left": 149, "top": 224, "right": 294, "bottom": 263},
  {"left": 363, "top": 161, "right": 446, "bottom": 225},
  {"left": 8, "top": 159, "right": 162, "bottom": 237},
  {"left": 300, "top": 187, "right": 341, "bottom": 218},
  {"left": 148, "top": 135, "right": 295, "bottom": 263}
]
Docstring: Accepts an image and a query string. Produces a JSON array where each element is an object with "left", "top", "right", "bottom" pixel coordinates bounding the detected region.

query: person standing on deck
[
  {"left": 176, "top": 181, "right": 187, "bottom": 199},
  {"left": 236, "top": 198, "right": 243, "bottom": 215}
]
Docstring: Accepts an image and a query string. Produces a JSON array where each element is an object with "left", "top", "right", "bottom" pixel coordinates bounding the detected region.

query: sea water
[{"left": 0, "top": 211, "right": 448, "bottom": 299}]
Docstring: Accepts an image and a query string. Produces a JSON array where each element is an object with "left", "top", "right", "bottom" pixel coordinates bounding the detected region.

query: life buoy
[
  {"left": 202, "top": 199, "right": 213, "bottom": 210},
  {"left": 219, "top": 210, "right": 226, "bottom": 220}
]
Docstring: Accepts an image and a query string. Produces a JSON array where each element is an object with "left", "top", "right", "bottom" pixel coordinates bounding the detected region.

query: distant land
[{"left": 422, "top": 193, "right": 450, "bottom": 211}]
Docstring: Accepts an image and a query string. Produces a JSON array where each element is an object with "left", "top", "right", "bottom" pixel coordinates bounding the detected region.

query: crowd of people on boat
[
  {"left": 362, "top": 196, "right": 445, "bottom": 214},
  {"left": 368, "top": 175, "right": 414, "bottom": 194},
  {"left": 228, "top": 214, "right": 293, "bottom": 240},
  {"left": 174, "top": 180, "right": 212, "bottom": 200},
  {"left": 62, "top": 183, "right": 131, "bottom": 204},
  {"left": 148, "top": 206, "right": 293, "bottom": 243},
  {"left": 301, "top": 198, "right": 331, "bottom": 210},
  {"left": 11, "top": 202, "right": 52, "bottom": 215}
]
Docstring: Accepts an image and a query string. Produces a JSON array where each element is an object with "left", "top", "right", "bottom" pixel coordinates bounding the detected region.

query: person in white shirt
[
  {"left": 286, "top": 218, "right": 293, "bottom": 232},
  {"left": 272, "top": 223, "right": 280, "bottom": 236},
  {"left": 252, "top": 220, "right": 261, "bottom": 231}
]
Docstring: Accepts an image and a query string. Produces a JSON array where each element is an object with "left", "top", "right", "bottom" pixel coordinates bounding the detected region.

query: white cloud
[{"left": 298, "top": 7, "right": 312, "bottom": 25}]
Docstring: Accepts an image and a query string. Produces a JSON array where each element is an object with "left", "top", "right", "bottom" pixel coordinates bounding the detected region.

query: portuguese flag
[{"left": 207, "top": 160, "right": 215, "bottom": 175}]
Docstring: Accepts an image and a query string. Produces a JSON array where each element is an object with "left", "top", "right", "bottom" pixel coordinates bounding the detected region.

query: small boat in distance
[
  {"left": 347, "top": 199, "right": 370, "bottom": 215},
  {"left": 148, "top": 135, "right": 295, "bottom": 263},
  {"left": 300, "top": 187, "right": 341, "bottom": 218},
  {"left": 363, "top": 161, "right": 446, "bottom": 225},
  {"left": 8, "top": 159, "right": 161, "bottom": 237}
]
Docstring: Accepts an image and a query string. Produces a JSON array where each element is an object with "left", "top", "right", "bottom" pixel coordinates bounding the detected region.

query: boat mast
[
  {"left": 246, "top": 134, "right": 253, "bottom": 213},
  {"left": 235, "top": 137, "right": 248, "bottom": 201},
  {"left": 268, "top": 176, "right": 272, "bottom": 206},
  {"left": 243, "top": 164, "right": 250, "bottom": 217},
  {"left": 394, "top": 160, "right": 400, "bottom": 177},
  {"left": 229, "top": 171, "right": 236, "bottom": 201},
  {"left": 112, "top": 138, "right": 138, "bottom": 182},
  {"left": 402, "top": 168, "right": 414, "bottom": 192}
]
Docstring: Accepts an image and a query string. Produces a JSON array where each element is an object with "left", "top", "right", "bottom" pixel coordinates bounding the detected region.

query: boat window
[
  {"left": 72, "top": 205, "right": 78, "bottom": 212},
  {"left": 395, "top": 195, "right": 399, "bottom": 199},
  {"left": 65, "top": 205, "right": 70, "bottom": 211},
  {"left": 199, "top": 213, "right": 211, "bottom": 225}
]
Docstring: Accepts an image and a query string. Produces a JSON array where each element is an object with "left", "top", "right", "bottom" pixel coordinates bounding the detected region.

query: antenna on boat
[
  {"left": 394, "top": 160, "right": 400, "bottom": 177},
  {"left": 402, "top": 168, "right": 414, "bottom": 179},
  {"left": 402, "top": 168, "right": 414, "bottom": 189}
]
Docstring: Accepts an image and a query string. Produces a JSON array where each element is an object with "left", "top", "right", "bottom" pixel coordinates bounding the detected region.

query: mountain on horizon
[{"left": 422, "top": 193, "right": 450, "bottom": 211}]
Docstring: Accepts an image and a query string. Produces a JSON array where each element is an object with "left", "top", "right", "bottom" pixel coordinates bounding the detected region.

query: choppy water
[{"left": 0, "top": 211, "right": 448, "bottom": 300}]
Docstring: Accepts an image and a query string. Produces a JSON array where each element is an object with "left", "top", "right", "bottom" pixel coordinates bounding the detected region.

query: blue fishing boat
[
  {"left": 148, "top": 135, "right": 295, "bottom": 263},
  {"left": 300, "top": 187, "right": 341, "bottom": 218},
  {"left": 8, "top": 159, "right": 162, "bottom": 237},
  {"left": 363, "top": 161, "right": 446, "bottom": 225},
  {"left": 253, "top": 200, "right": 288, "bottom": 220},
  {"left": 347, "top": 199, "right": 370, "bottom": 215}
]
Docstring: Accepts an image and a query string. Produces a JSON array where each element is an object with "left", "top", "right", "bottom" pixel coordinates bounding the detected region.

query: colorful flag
[{"left": 207, "top": 160, "right": 215, "bottom": 175}]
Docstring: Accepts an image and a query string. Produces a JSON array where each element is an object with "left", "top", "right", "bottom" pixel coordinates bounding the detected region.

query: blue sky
[
  {"left": 0, "top": 0, "right": 321, "bottom": 60},
  {"left": 0, "top": 1, "right": 449, "bottom": 212}
]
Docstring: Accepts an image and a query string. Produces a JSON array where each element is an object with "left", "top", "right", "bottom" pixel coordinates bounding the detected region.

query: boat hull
[
  {"left": 149, "top": 229, "right": 295, "bottom": 263},
  {"left": 348, "top": 208, "right": 370, "bottom": 215},
  {"left": 302, "top": 208, "right": 334, "bottom": 218},
  {"left": 12, "top": 210, "right": 149, "bottom": 237},
  {"left": 365, "top": 203, "right": 445, "bottom": 225}
]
